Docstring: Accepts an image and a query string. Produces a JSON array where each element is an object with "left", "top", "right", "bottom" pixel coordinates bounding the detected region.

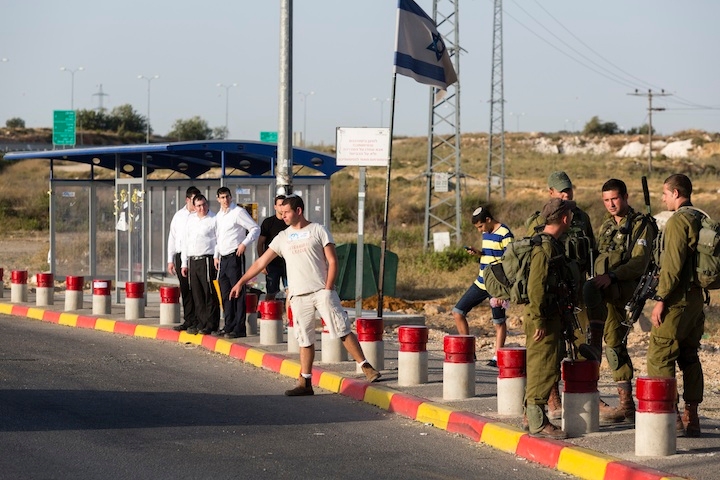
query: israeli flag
[{"left": 394, "top": 0, "right": 458, "bottom": 94}]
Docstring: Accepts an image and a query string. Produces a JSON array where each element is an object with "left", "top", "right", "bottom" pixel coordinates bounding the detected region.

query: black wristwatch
[{"left": 652, "top": 295, "right": 664, "bottom": 302}]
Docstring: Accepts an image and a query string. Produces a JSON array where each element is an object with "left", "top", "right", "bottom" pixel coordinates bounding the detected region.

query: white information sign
[
  {"left": 336, "top": 127, "right": 390, "bottom": 167},
  {"left": 434, "top": 172, "right": 449, "bottom": 193}
]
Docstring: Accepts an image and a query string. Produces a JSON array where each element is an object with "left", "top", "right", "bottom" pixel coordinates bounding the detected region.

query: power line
[{"left": 628, "top": 89, "right": 671, "bottom": 173}]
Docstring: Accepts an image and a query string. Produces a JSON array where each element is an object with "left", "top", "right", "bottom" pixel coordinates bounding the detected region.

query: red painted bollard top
[
  {"left": 160, "top": 286, "right": 180, "bottom": 304},
  {"left": 11, "top": 270, "right": 28, "bottom": 284},
  {"left": 444, "top": 335, "right": 475, "bottom": 363},
  {"left": 258, "top": 300, "right": 283, "bottom": 320},
  {"left": 497, "top": 347, "right": 526, "bottom": 379},
  {"left": 356, "top": 317, "right": 383, "bottom": 342},
  {"left": 93, "top": 279, "right": 112, "bottom": 296},
  {"left": 398, "top": 325, "right": 428, "bottom": 352},
  {"left": 66, "top": 276, "right": 84, "bottom": 291},
  {"left": 36, "top": 273, "right": 54, "bottom": 288}
]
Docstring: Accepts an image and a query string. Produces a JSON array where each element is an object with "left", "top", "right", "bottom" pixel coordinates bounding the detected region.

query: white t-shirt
[{"left": 269, "top": 222, "right": 333, "bottom": 297}]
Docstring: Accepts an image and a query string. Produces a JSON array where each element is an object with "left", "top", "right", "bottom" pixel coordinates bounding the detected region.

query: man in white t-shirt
[{"left": 230, "top": 194, "right": 381, "bottom": 395}]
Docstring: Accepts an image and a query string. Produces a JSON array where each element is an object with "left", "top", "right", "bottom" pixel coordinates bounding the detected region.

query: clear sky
[{"left": 1, "top": 0, "right": 718, "bottom": 146}]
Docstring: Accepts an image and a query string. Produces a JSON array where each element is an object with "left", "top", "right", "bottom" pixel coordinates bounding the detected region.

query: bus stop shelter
[{"left": 4, "top": 140, "right": 342, "bottom": 300}]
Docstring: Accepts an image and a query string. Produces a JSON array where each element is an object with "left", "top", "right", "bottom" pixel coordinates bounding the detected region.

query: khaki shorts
[{"left": 289, "top": 289, "right": 352, "bottom": 348}]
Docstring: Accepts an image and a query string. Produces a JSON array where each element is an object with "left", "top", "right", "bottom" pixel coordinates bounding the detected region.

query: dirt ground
[{"left": 3, "top": 233, "right": 719, "bottom": 421}]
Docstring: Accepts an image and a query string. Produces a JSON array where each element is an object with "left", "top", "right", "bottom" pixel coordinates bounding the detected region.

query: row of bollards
[{"left": 1, "top": 269, "right": 679, "bottom": 456}]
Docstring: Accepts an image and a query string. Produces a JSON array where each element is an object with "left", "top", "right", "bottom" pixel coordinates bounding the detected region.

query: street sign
[
  {"left": 260, "top": 131, "right": 278, "bottom": 143},
  {"left": 53, "top": 110, "right": 76, "bottom": 146},
  {"left": 335, "top": 127, "right": 390, "bottom": 167}
]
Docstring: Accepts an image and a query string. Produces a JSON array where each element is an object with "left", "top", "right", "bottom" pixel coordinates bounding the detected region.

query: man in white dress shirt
[
  {"left": 167, "top": 186, "right": 201, "bottom": 332},
  {"left": 213, "top": 187, "right": 260, "bottom": 338},
  {"left": 181, "top": 194, "right": 220, "bottom": 335}
]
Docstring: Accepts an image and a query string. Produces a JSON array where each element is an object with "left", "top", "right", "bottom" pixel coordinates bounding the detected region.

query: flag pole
[{"left": 376, "top": 73, "right": 398, "bottom": 318}]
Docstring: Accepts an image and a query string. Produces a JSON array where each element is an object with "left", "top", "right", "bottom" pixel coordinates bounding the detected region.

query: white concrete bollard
[
  {"left": 124, "top": 282, "right": 145, "bottom": 320},
  {"left": 286, "top": 305, "right": 299, "bottom": 353},
  {"left": 398, "top": 325, "right": 428, "bottom": 386},
  {"left": 561, "top": 359, "right": 600, "bottom": 436},
  {"left": 635, "top": 377, "right": 677, "bottom": 456},
  {"left": 443, "top": 335, "right": 476, "bottom": 400},
  {"left": 356, "top": 317, "right": 384, "bottom": 373},
  {"left": 10, "top": 270, "right": 28, "bottom": 303},
  {"left": 496, "top": 347, "right": 527, "bottom": 416},
  {"left": 159, "top": 285, "right": 180, "bottom": 325},
  {"left": 321, "top": 318, "right": 348, "bottom": 363},
  {"left": 64, "top": 275, "right": 84, "bottom": 311},
  {"left": 35, "top": 272, "right": 54, "bottom": 306},
  {"left": 258, "top": 300, "right": 284, "bottom": 345},
  {"left": 245, "top": 292, "right": 258, "bottom": 335},
  {"left": 92, "top": 279, "right": 112, "bottom": 315}
]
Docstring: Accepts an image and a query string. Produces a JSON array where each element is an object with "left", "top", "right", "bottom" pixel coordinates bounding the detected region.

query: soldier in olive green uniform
[
  {"left": 650, "top": 174, "right": 705, "bottom": 437},
  {"left": 582, "top": 179, "right": 656, "bottom": 424},
  {"left": 525, "top": 171, "right": 595, "bottom": 420},
  {"left": 524, "top": 198, "right": 577, "bottom": 440}
]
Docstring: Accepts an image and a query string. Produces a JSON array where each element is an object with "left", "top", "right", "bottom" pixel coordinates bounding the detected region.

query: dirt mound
[{"left": 340, "top": 295, "right": 427, "bottom": 312}]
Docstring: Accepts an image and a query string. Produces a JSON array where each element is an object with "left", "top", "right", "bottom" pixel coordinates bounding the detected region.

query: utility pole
[
  {"left": 92, "top": 84, "right": 109, "bottom": 113},
  {"left": 628, "top": 89, "right": 671, "bottom": 173},
  {"left": 423, "top": 0, "right": 462, "bottom": 251},
  {"left": 486, "top": 0, "right": 505, "bottom": 200}
]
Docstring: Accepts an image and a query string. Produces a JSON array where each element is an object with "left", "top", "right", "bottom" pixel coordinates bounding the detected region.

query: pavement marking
[
  {"left": 557, "top": 446, "right": 616, "bottom": 480},
  {"left": 0, "top": 301, "right": 690, "bottom": 480},
  {"left": 416, "top": 401, "right": 454, "bottom": 430}
]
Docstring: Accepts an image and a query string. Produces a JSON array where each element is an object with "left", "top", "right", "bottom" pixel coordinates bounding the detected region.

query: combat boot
[
  {"left": 579, "top": 324, "right": 603, "bottom": 362},
  {"left": 600, "top": 381, "right": 635, "bottom": 424},
  {"left": 682, "top": 403, "right": 701, "bottom": 438},
  {"left": 547, "top": 382, "right": 562, "bottom": 420},
  {"left": 676, "top": 405, "right": 686, "bottom": 437},
  {"left": 285, "top": 376, "right": 314, "bottom": 396}
]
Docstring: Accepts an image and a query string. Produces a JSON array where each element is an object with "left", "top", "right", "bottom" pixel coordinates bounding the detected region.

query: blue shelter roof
[{"left": 3, "top": 140, "right": 341, "bottom": 178}]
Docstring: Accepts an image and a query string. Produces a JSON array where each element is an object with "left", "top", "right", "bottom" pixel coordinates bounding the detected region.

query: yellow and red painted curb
[{"left": 0, "top": 302, "right": 686, "bottom": 480}]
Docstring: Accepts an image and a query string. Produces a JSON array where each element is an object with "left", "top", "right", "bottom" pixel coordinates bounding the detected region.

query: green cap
[{"left": 548, "top": 171, "right": 573, "bottom": 192}]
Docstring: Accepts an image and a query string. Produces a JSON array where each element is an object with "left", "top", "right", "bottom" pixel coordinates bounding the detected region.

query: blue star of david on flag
[{"left": 427, "top": 33, "right": 446, "bottom": 61}]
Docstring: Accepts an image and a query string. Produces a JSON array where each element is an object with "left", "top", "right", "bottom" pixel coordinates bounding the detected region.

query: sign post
[
  {"left": 336, "top": 127, "right": 391, "bottom": 319},
  {"left": 53, "top": 110, "right": 76, "bottom": 147}
]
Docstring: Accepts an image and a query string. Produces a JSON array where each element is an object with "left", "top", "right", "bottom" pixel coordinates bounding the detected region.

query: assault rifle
[
  {"left": 623, "top": 176, "right": 660, "bottom": 328},
  {"left": 623, "top": 262, "right": 659, "bottom": 327},
  {"left": 557, "top": 278, "right": 582, "bottom": 360}
]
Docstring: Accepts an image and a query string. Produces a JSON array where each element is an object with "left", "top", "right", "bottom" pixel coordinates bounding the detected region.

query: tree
[
  {"left": 212, "top": 126, "right": 228, "bottom": 140},
  {"left": 5, "top": 117, "right": 25, "bottom": 128},
  {"left": 76, "top": 109, "right": 112, "bottom": 131},
  {"left": 167, "top": 116, "right": 212, "bottom": 141},
  {"left": 583, "top": 116, "right": 620, "bottom": 136},
  {"left": 110, "top": 104, "right": 147, "bottom": 135}
]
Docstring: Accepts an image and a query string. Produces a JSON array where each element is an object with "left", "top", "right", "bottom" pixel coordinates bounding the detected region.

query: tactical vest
[
  {"left": 594, "top": 208, "right": 650, "bottom": 276},
  {"left": 526, "top": 209, "right": 593, "bottom": 274}
]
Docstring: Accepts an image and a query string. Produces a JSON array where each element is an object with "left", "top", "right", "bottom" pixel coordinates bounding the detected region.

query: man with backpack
[
  {"left": 650, "top": 174, "right": 705, "bottom": 437},
  {"left": 524, "top": 197, "right": 578, "bottom": 439},
  {"left": 582, "top": 179, "right": 657, "bottom": 424},
  {"left": 452, "top": 206, "right": 514, "bottom": 367},
  {"left": 525, "top": 171, "right": 595, "bottom": 420}
]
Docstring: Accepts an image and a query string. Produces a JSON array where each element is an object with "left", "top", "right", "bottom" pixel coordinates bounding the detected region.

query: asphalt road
[{"left": 0, "top": 315, "right": 566, "bottom": 480}]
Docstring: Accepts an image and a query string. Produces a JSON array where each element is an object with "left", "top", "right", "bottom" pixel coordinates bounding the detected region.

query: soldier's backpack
[
  {"left": 483, "top": 235, "right": 544, "bottom": 304},
  {"left": 679, "top": 207, "right": 720, "bottom": 290}
]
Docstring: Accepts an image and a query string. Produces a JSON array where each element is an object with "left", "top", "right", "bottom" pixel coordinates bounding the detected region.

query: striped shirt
[{"left": 474, "top": 223, "right": 514, "bottom": 290}]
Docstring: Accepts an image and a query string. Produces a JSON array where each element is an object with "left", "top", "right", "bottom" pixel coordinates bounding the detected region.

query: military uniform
[
  {"left": 648, "top": 205, "right": 704, "bottom": 405},
  {"left": 584, "top": 207, "right": 656, "bottom": 381},
  {"left": 524, "top": 234, "right": 572, "bottom": 433}
]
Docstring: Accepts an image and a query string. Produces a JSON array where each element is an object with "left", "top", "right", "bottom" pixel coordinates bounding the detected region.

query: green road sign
[
  {"left": 260, "top": 131, "right": 278, "bottom": 143},
  {"left": 53, "top": 110, "right": 76, "bottom": 146}
]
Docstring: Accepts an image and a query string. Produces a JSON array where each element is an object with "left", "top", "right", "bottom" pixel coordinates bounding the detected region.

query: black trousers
[
  {"left": 174, "top": 252, "right": 197, "bottom": 328},
  {"left": 218, "top": 253, "right": 247, "bottom": 335},
  {"left": 189, "top": 256, "right": 220, "bottom": 331}
]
